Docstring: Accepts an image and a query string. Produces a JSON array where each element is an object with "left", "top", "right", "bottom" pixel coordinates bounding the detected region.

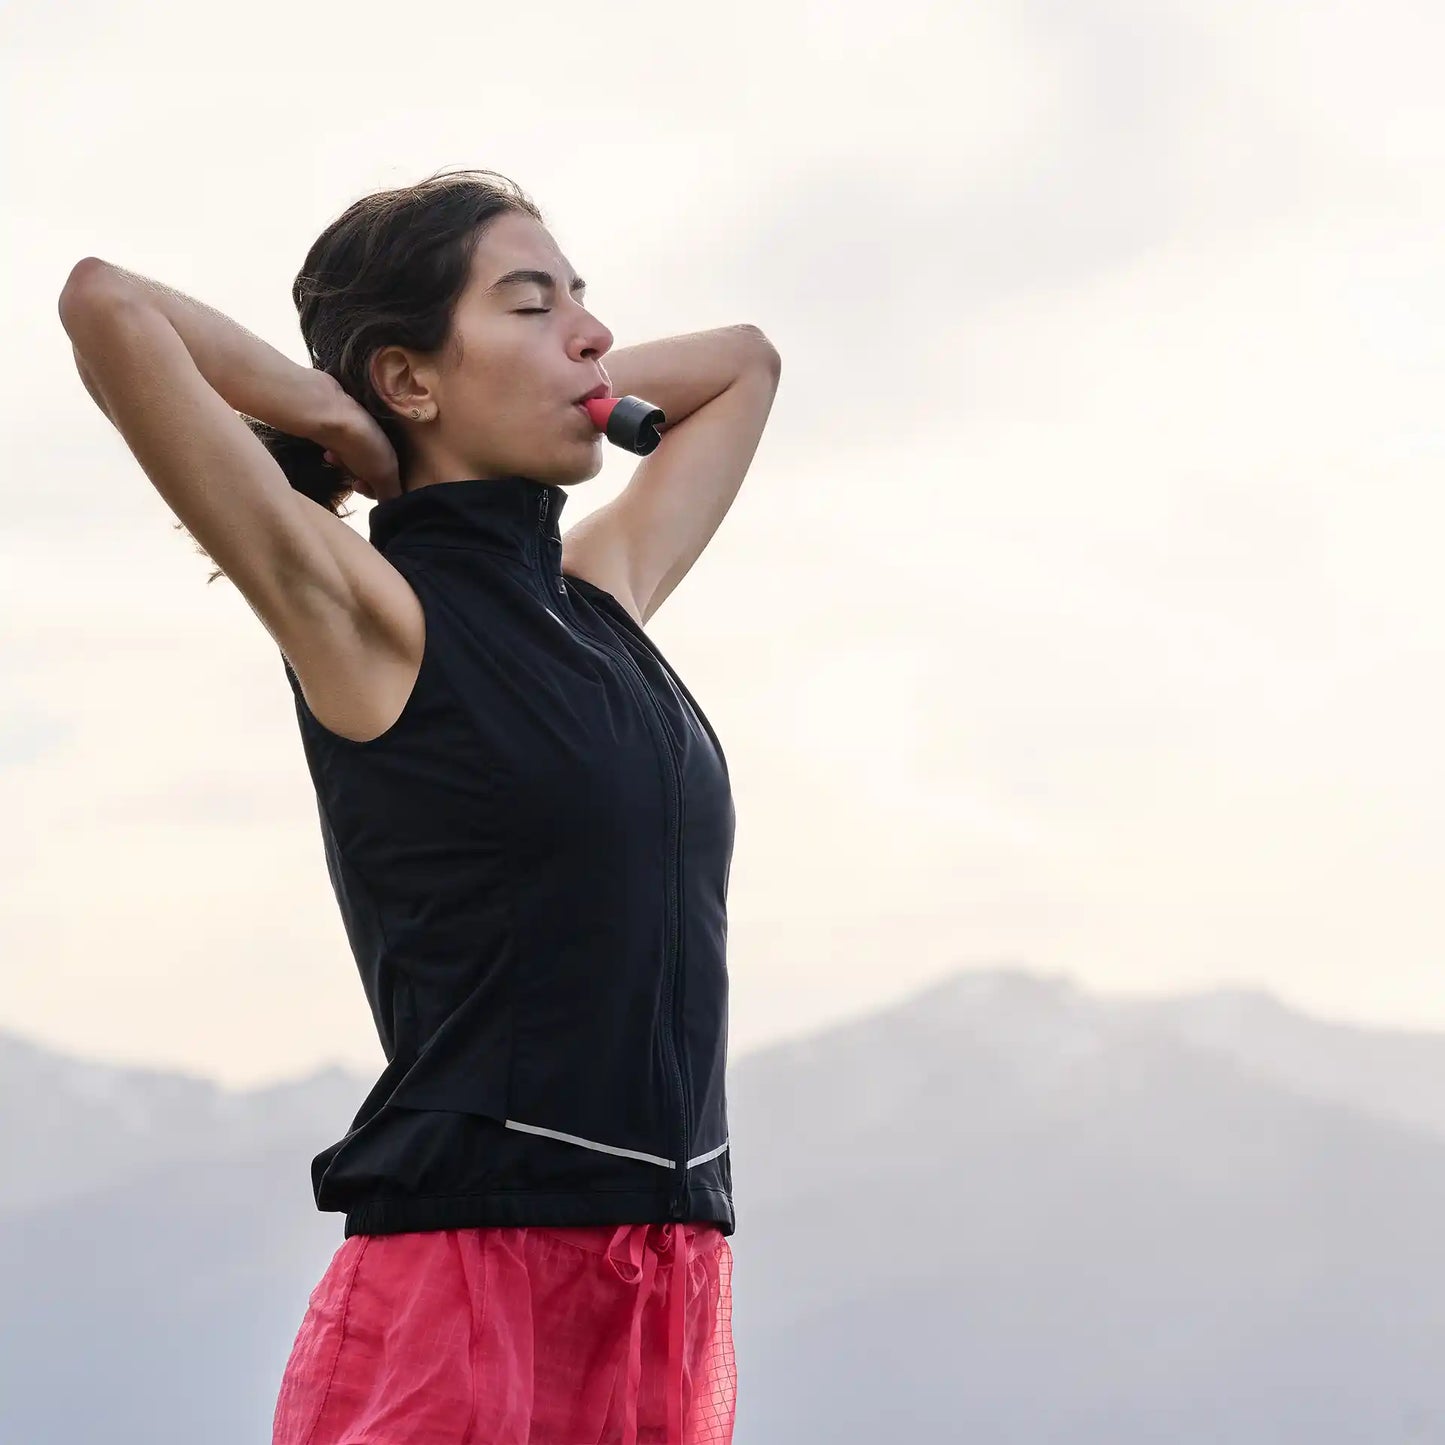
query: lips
[{"left": 573, "top": 383, "right": 611, "bottom": 405}]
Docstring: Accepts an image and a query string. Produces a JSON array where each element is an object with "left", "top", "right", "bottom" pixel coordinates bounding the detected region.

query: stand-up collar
[{"left": 367, "top": 475, "right": 567, "bottom": 587}]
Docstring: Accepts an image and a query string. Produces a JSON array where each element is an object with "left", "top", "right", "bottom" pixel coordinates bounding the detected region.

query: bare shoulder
[{"left": 275, "top": 494, "right": 426, "bottom": 745}]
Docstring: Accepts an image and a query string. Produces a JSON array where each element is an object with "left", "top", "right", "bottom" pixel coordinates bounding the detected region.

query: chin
[{"left": 543, "top": 448, "right": 606, "bottom": 487}]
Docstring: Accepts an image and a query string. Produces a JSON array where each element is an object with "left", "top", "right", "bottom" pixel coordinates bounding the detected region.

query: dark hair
[{"left": 180, "top": 166, "right": 544, "bottom": 583}]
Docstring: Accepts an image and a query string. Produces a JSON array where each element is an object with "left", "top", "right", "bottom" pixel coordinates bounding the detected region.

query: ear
[{"left": 371, "top": 344, "right": 433, "bottom": 419}]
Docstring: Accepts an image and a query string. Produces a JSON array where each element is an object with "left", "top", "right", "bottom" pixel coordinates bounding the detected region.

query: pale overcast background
[{"left": 3, "top": 0, "right": 1442, "bottom": 1091}]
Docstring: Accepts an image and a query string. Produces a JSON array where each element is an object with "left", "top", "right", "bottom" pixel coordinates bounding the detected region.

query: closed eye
[{"left": 516, "top": 307, "right": 551, "bottom": 315}]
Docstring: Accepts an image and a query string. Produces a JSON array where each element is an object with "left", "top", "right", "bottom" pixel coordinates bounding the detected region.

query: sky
[{"left": 2, "top": 0, "right": 1442, "bottom": 1090}]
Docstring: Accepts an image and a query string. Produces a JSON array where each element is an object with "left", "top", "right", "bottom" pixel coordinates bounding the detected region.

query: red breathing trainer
[{"left": 582, "top": 394, "right": 667, "bottom": 455}]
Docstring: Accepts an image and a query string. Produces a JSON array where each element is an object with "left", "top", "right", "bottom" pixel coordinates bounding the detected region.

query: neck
[{"left": 367, "top": 475, "right": 569, "bottom": 596}]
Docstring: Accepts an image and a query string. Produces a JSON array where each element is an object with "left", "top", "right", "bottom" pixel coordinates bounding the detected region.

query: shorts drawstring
[{"left": 606, "top": 1221, "right": 691, "bottom": 1445}]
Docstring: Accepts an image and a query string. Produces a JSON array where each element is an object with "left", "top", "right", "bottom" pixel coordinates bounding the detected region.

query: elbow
[
  {"left": 62, "top": 256, "right": 115, "bottom": 293},
  {"left": 58, "top": 257, "right": 120, "bottom": 329},
  {"left": 733, "top": 323, "right": 781, "bottom": 377}
]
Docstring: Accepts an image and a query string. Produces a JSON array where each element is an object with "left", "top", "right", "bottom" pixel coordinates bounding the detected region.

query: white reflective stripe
[
  {"left": 504, "top": 1118, "right": 673, "bottom": 1168},
  {"left": 503, "top": 1117, "right": 730, "bottom": 1172}
]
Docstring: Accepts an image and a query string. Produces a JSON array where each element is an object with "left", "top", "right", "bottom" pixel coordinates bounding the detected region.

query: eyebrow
[{"left": 485, "top": 268, "right": 587, "bottom": 297}]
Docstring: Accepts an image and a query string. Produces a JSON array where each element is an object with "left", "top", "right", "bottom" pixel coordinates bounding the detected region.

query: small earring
[{"left": 411, "top": 409, "right": 420, "bottom": 419}]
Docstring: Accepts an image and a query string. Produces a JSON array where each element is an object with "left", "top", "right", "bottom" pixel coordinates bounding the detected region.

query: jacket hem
[{"left": 339, "top": 1184, "right": 735, "bottom": 1239}]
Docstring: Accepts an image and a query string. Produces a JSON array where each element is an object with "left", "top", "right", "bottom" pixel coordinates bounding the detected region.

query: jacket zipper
[{"left": 537, "top": 490, "right": 692, "bottom": 1216}]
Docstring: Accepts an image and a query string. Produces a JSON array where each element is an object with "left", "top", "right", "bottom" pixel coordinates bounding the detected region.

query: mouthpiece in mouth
[{"left": 580, "top": 394, "right": 666, "bottom": 454}]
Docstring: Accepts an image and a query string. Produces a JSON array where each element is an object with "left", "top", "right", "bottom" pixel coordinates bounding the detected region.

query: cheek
[
  {"left": 447, "top": 319, "right": 550, "bottom": 424},
  {"left": 452, "top": 358, "right": 522, "bottom": 429},
  {"left": 453, "top": 314, "right": 523, "bottom": 390}
]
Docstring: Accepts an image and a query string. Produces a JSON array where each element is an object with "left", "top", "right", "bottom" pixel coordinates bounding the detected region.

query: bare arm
[
  {"left": 56, "top": 259, "right": 411, "bottom": 677},
  {"left": 563, "top": 328, "right": 781, "bottom": 624},
  {"left": 601, "top": 324, "right": 778, "bottom": 433},
  {"left": 70, "top": 342, "right": 117, "bottom": 425},
  {"left": 60, "top": 257, "right": 341, "bottom": 442}
]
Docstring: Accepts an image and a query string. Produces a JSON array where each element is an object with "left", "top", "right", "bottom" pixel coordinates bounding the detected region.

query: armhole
[{"left": 279, "top": 558, "right": 433, "bottom": 752}]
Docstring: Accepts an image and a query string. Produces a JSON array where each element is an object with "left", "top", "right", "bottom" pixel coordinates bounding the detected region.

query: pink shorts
[{"left": 271, "top": 1221, "right": 735, "bottom": 1445}]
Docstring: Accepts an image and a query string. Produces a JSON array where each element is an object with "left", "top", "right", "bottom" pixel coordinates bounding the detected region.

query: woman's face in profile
[{"left": 433, "top": 210, "right": 616, "bottom": 485}]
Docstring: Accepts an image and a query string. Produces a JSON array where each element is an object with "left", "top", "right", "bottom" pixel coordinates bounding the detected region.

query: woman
[{"left": 58, "top": 166, "right": 781, "bottom": 1444}]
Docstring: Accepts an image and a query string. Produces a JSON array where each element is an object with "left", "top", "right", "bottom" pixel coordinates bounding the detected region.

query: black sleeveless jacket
[{"left": 279, "top": 475, "right": 736, "bottom": 1238}]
